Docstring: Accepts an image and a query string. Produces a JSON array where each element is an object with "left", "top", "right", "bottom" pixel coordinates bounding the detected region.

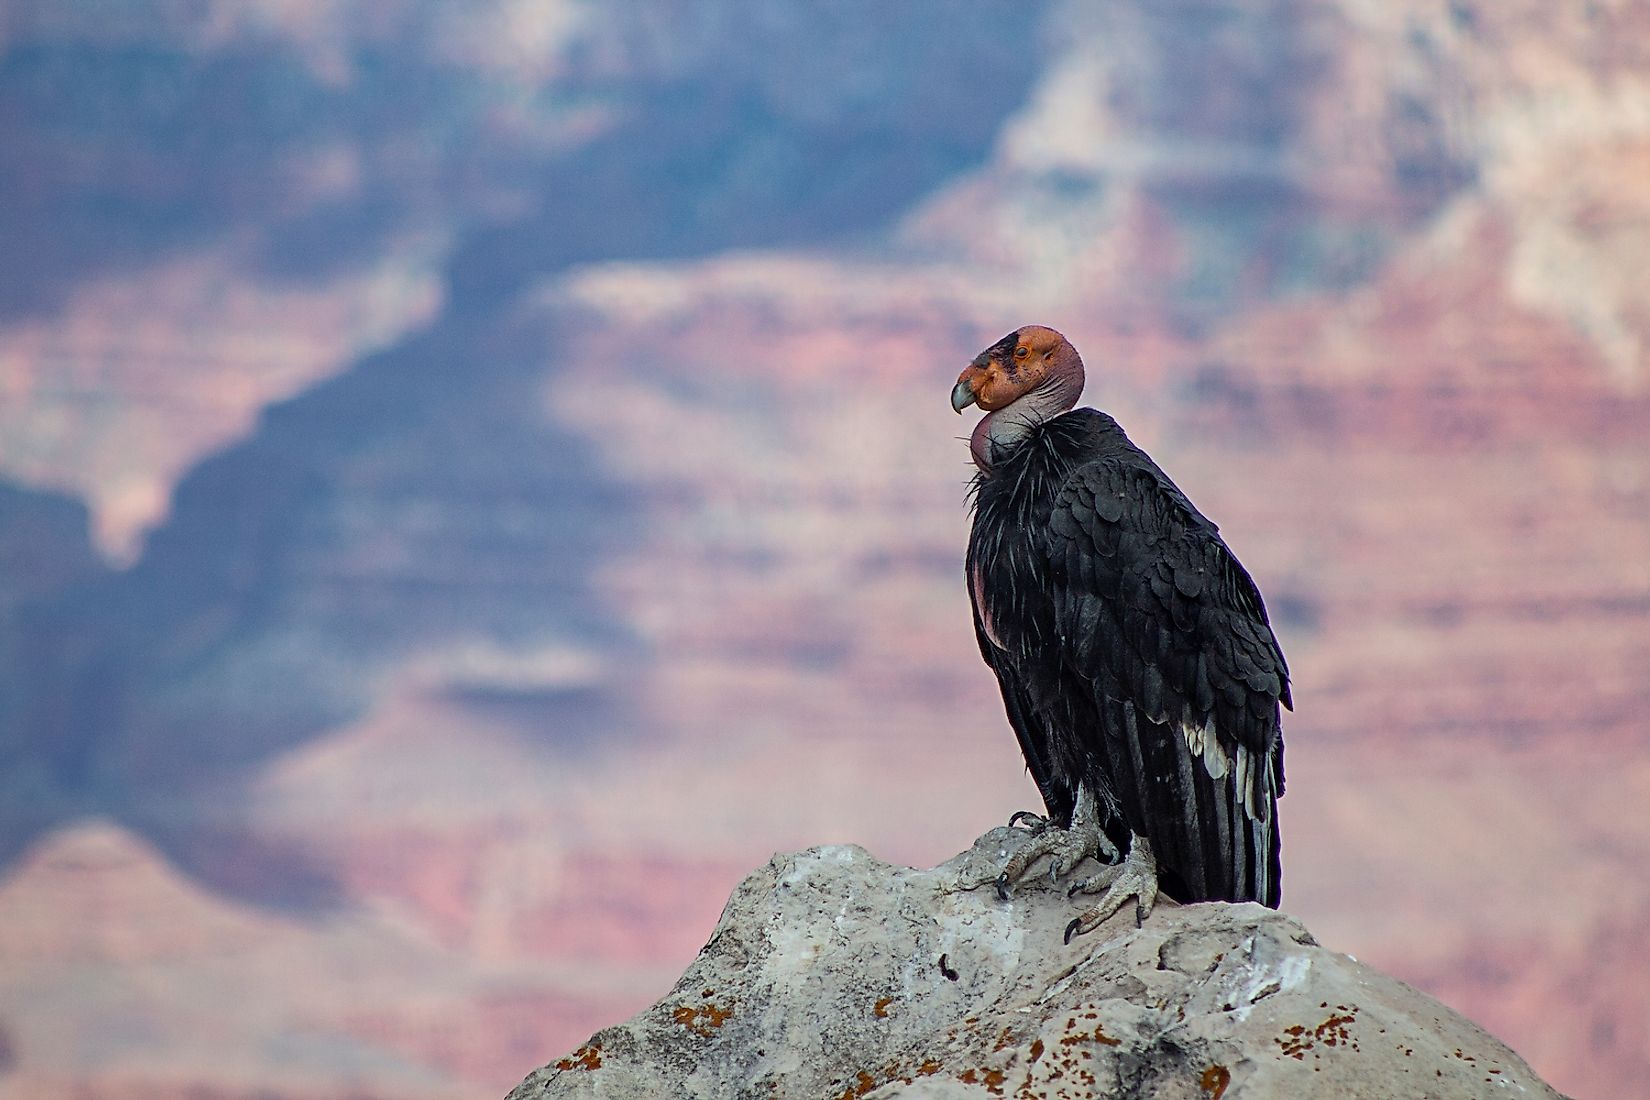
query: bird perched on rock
[{"left": 951, "top": 325, "right": 1291, "bottom": 940}]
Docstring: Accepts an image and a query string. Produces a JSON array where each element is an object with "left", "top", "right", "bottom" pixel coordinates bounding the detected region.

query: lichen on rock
[{"left": 507, "top": 829, "right": 1564, "bottom": 1099}]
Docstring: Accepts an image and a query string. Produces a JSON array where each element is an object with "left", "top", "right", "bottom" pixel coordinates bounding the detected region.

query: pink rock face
[{"left": 0, "top": 3, "right": 1647, "bottom": 1100}]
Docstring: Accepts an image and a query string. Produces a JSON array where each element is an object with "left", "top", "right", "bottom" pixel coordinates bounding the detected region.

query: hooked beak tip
[{"left": 951, "top": 378, "right": 978, "bottom": 414}]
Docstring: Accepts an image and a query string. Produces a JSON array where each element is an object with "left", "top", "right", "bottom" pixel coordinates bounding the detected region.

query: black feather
[{"left": 966, "top": 408, "right": 1289, "bottom": 907}]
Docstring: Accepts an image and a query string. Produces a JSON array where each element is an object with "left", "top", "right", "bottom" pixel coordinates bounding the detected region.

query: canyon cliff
[{"left": 0, "top": 3, "right": 1644, "bottom": 1098}]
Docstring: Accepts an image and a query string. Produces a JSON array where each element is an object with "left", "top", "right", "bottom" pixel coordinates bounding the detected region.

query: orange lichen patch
[
  {"left": 671, "top": 1000, "right": 735, "bottom": 1037},
  {"left": 553, "top": 1041, "right": 602, "bottom": 1072},
  {"left": 837, "top": 1059, "right": 919, "bottom": 1098},
  {"left": 1060, "top": 1022, "right": 1122, "bottom": 1047},
  {"left": 1008, "top": 1010, "right": 1130, "bottom": 1096},
  {"left": 1318, "top": 1012, "right": 1358, "bottom": 1049},
  {"left": 1277, "top": 1006, "right": 1360, "bottom": 1060},
  {"left": 838, "top": 1069, "right": 880, "bottom": 1100},
  {"left": 873, "top": 996, "right": 894, "bottom": 1019},
  {"left": 1200, "top": 1063, "right": 1231, "bottom": 1099},
  {"left": 916, "top": 1059, "right": 943, "bottom": 1076}
]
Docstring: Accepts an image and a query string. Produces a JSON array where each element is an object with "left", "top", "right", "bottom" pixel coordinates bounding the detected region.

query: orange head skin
[
  {"left": 952, "top": 325, "right": 1086, "bottom": 470},
  {"left": 951, "top": 325, "right": 1077, "bottom": 412}
]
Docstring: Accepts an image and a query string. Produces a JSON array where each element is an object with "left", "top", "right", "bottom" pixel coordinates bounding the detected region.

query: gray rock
[{"left": 508, "top": 829, "right": 1564, "bottom": 1099}]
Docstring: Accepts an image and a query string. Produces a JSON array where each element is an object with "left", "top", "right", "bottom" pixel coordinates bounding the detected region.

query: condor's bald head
[
  {"left": 951, "top": 325, "right": 1084, "bottom": 415},
  {"left": 951, "top": 326, "right": 1086, "bottom": 471}
]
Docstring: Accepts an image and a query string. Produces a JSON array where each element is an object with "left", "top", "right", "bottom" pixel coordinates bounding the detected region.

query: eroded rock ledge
[{"left": 507, "top": 828, "right": 1562, "bottom": 1099}]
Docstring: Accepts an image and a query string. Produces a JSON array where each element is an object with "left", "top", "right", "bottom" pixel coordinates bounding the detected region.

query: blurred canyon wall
[{"left": 0, "top": 2, "right": 1645, "bottom": 1098}]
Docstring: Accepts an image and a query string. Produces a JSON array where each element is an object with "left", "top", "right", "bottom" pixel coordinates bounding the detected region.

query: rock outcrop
[{"left": 509, "top": 829, "right": 1562, "bottom": 1099}]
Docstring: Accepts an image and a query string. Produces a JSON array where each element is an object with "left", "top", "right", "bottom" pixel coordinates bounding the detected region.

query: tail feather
[{"left": 1096, "top": 695, "right": 1279, "bottom": 906}]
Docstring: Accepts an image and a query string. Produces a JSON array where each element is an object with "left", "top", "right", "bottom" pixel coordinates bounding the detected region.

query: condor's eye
[{"left": 1014, "top": 345, "right": 1030, "bottom": 360}]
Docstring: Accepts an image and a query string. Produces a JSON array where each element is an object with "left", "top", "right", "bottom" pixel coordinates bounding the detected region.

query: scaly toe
[
  {"left": 978, "top": 785, "right": 1112, "bottom": 900},
  {"left": 992, "top": 830, "right": 1065, "bottom": 893},
  {"left": 1065, "top": 834, "right": 1159, "bottom": 940}
]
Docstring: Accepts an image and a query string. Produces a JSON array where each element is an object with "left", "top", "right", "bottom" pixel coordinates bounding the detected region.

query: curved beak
[{"left": 951, "top": 372, "right": 980, "bottom": 414}]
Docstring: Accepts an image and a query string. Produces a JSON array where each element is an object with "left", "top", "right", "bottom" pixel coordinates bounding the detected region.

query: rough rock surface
[{"left": 508, "top": 830, "right": 1562, "bottom": 1099}]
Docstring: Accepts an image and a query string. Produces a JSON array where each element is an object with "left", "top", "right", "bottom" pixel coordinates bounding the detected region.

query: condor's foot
[
  {"left": 983, "top": 785, "right": 1118, "bottom": 902},
  {"left": 1006, "top": 809, "right": 1051, "bottom": 833},
  {"left": 1063, "top": 832, "right": 1160, "bottom": 942}
]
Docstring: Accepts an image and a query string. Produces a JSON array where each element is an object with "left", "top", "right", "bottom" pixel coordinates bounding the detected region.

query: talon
[
  {"left": 1063, "top": 917, "right": 1082, "bottom": 945},
  {"left": 968, "top": 786, "right": 1116, "bottom": 916},
  {"left": 1008, "top": 810, "right": 1049, "bottom": 833},
  {"left": 1066, "top": 832, "right": 1160, "bottom": 938}
]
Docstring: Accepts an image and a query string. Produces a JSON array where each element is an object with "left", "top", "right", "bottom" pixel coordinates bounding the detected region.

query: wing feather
[{"left": 1043, "top": 456, "right": 1289, "bottom": 905}]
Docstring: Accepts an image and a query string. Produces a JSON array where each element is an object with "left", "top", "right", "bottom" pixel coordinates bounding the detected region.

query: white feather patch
[
  {"left": 1203, "top": 729, "right": 1230, "bottom": 780},
  {"left": 1180, "top": 716, "right": 1229, "bottom": 779},
  {"left": 1181, "top": 715, "right": 1278, "bottom": 823},
  {"left": 1230, "top": 744, "right": 1273, "bottom": 822},
  {"left": 1179, "top": 717, "right": 1202, "bottom": 756}
]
